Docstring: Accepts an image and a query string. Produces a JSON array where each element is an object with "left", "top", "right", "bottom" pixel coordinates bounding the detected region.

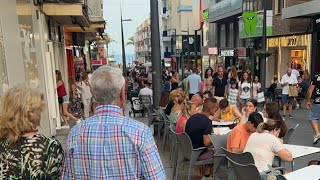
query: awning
[
  {"left": 282, "top": 0, "right": 320, "bottom": 19},
  {"left": 42, "top": 3, "right": 90, "bottom": 27}
]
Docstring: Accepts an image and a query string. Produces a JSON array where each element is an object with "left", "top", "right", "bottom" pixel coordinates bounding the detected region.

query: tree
[
  {"left": 104, "top": 34, "right": 115, "bottom": 57},
  {"left": 126, "top": 36, "right": 134, "bottom": 46}
]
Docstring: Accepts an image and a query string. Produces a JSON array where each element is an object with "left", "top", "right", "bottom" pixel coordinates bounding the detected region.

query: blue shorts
[
  {"left": 62, "top": 95, "right": 70, "bottom": 104},
  {"left": 309, "top": 104, "right": 320, "bottom": 121},
  {"left": 282, "top": 94, "right": 294, "bottom": 104}
]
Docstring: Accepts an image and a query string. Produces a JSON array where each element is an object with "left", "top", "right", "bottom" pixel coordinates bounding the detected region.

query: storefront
[
  {"left": 220, "top": 49, "right": 236, "bottom": 69},
  {"left": 267, "top": 34, "right": 311, "bottom": 85}
]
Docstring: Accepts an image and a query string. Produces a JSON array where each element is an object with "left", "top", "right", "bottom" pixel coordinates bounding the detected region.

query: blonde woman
[
  {"left": 0, "top": 85, "right": 64, "bottom": 179},
  {"left": 176, "top": 101, "right": 200, "bottom": 134},
  {"left": 244, "top": 119, "right": 293, "bottom": 172},
  {"left": 56, "top": 70, "right": 78, "bottom": 127},
  {"left": 168, "top": 90, "right": 184, "bottom": 124}
]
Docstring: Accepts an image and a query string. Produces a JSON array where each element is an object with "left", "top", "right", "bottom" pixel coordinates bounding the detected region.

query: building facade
[
  {"left": 135, "top": 18, "right": 151, "bottom": 63},
  {"left": 0, "top": 0, "right": 105, "bottom": 137}
]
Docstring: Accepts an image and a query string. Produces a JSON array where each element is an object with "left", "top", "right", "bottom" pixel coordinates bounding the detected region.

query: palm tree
[
  {"left": 104, "top": 34, "right": 115, "bottom": 57},
  {"left": 126, "top": 36, "right": 134, "bottom": 46}
]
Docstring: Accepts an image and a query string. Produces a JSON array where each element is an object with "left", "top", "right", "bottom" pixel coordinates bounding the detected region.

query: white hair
[{"left": 91, "top": 66, "right": 125, "bottom": 105}]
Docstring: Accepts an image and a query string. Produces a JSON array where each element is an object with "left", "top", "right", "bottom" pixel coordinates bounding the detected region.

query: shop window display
[
  {"left": 0, "top": 19, "right": 8, "bottom": 97},
  {"left": 17, "top": 0, "right": 39, "bottom": 87}
]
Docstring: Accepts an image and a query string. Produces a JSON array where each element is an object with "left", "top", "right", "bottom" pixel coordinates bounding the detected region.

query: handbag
[
  {"left": 229, "top": 117, "right": 241, "bottom": 129},
  {"left": 289, "top": 86, "right": 298, "bottom": 97},
  {"left": 257, "top": 90, "right": 265, "bottom": 103}
]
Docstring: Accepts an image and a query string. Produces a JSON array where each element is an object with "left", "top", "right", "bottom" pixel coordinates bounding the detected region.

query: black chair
[
  {"left": 283, "top": 124, "right": 299, "bottom": 144},
  {"left": 210, "top": 133, "right": 230, "bottom": 179}
]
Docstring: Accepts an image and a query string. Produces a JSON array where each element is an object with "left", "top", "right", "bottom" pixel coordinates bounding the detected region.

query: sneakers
[
  {"left": 313, "top": 134, "right": 320, "bottom": 144},
  {"left": 61, "top": 125, "right": 70, "bottom": 129},
  {"left": 288, "top": 115, "right": 293, "bottom": 119},
  {"left": 282, "top": 115, "right": 286, "bottom": 120}
]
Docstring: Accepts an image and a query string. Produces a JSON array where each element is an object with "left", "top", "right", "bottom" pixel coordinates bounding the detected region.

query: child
[{"left": 227, "top": 80, "right": 238, "bottom": 105}]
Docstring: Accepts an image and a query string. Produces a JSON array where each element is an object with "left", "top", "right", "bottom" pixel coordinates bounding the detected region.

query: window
[{"left": 275, "top": 0, "right": 285, "bottom": 14}]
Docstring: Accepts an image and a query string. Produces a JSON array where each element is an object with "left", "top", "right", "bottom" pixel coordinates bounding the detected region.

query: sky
[{"left": 103, "top": 0, "right": 150, "bottom": 63}]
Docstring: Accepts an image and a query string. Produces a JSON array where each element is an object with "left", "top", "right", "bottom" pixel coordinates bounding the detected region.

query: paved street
[{"left": 55, "top": 104, "right": 320, "bottom": 179}]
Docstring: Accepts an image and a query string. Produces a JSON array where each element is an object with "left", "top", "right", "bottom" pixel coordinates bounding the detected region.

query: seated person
[
  {"left": 168, "top": 90, "right": 184, "bottom": 124},
  {"left": 244, "top": 119, "right": 293, "bottom": 172},
  {"left": 176, "top": 101, "right": 200, "bottom": 134},
  {"left": 227, "top": 112, "right": 264, "bottom": 153},
  {"left": 203, "top": 91, "right": 213, "bottom": 101},
  {"left": 212, "top": 98, "right": 243, "bottom": 122},
  {"left": 241, "top": 99, "right": 264, "bottom": 122},
  {"left": 191, "top": 94, "right": 203, "bottom": 107},
  {"left": 185, "top": 98, "right": 218, "bottom": 178},
  {"left": 138, "top": 82, "right": 153, "bottom": 104}
]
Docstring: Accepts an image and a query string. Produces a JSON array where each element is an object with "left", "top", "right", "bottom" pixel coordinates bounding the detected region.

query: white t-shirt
[
  {"left": 280, "top": 74, "right": 298, "bottom": 95},
  {"left": 187, "top": 74, "right": 202, "bottom": 94},
  {"left": 244, "top": 132, "right": 285, "bottom": 172},
  {"left": 239, "top": 82, "right": 251, "bottom": 99},
  {"left": 292, "top": 69, "right": 300, "bottom": 78},
  {"left": 252, "top": 82, "right": 261, "bottom": 97}
]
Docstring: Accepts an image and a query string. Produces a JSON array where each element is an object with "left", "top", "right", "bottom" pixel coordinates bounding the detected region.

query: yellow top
[{"left": 220, "top": 105, "right": 236, "bottom": 121}]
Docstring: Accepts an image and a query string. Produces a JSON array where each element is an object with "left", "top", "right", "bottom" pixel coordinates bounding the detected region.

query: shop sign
[
  {"left": 287, "top": 37, "right": 297, "bottom": 46},
  {"left": 208, "top": 47, "right": 218, "bottom": 55},
  {"left": 237, "top": 47, "right": 247, "bottom": 57},
  {"left": 291, "top": 50, "right": 303, "bottom": 58},
  {"left": 239, "top": 10, "right": 273, "bottom": 38},
  {"left": 202, "top": 9, "right": 209, "bottom": 21},
  {"left": 220, "top": 50, "right": 235, "bottom": 57}
]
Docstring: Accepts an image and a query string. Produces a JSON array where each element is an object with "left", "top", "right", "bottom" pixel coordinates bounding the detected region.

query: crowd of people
[{"left": 0, "top": 63, "right": 320, "bottom": 179}]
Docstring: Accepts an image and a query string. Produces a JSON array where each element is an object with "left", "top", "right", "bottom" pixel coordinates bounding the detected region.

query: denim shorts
[
  {"left": 62, "top": 95, "right": 70, "bottom": 104},
  {"left": 309, "top": 104, "right": 320, "bottom": 121},
  {"left": 282, "top": 94, "right": 294, "bottom": 104},
  {"left": 240, "top": 98, "right": 251, "bottom": 104}
]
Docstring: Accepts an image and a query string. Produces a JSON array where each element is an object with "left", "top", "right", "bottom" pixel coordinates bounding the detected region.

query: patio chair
[
  {"left": 226, "top": 157, "right": 268, "bottom": 180},
  {"left": 222, "top": 147, "right": 285, "bottom": 180},
  {"left": 148, "top": 109, "right": 165, "bottom": 145},
  {"left": 277, "top": 123, "right": 299, "bottom": 170},
  {"left": 158, "top": 110, "right": 171, "bottom": 152},
  {"left": 210, "top": 133, "right": 230, "bottom": 179},
  {"left": 283, "top": 124, "right": 299, "bottom": 144},
  {"left": 175, "top": 133, "right": 215, "bottom": 180}
]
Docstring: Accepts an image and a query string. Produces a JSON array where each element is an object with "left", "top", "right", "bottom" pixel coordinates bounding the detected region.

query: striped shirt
[
  {"left": 228, "top": 88, "right": 239, "bottom": 105},
  {"left": 60, "top": 105, "right": 165, "bottom": 180}
]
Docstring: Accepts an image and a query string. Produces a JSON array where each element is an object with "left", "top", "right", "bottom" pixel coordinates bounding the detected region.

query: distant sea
[{"left": 112, "top": 54, "right": 135, "bottom": 65}]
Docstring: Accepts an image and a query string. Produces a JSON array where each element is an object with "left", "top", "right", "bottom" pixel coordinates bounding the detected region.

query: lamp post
[
  {"left": 194, "top": 28, "right": 202, "bottom": 69},
  {"left": 260, "top": 0, "right": 267, "bottom": 90},
  {"left": 121, "top": 4, "right": 132, "bottom": 74}
]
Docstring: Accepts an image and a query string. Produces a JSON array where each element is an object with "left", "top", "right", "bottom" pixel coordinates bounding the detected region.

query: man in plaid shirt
[{"left": 61, "top": 66, "right": 165, "bottom": 179}]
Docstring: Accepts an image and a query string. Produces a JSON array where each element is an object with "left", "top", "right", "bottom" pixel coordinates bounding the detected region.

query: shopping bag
[
  {"left": 257, "top": 91, "right": 265, "bottom": 103},
  {"left": 289, "top": 86, "right": 298, "bottom": 97}
]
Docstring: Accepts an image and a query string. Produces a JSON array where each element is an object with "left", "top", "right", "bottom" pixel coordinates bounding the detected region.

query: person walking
[
  {"left": 203, "top": 68, "right": 214, "bottom": 94},
  {"left": 0, "top": 85, "right": 64, "bottom": 179},
  {"left": 68, "top": 77, "right": 84, "bottom": 127},
  {"left": 56, "top": 70, "right": 78, "bottom": 127},
  {"left": 238, "top": 72, "right": 252, "bottom": 109},
  {"left": 187, "top": 68, "right": 202, "bottom": 100},
  {"left": 280, "top": 68, "right": 298, "bottom": 119},
  {"left": 79, "top": 73, "right": 93, "bottom": 118},
  {"left": 61, "top": 66, "right": 165, "bottom": 179},
  {"left": 212, "top": 67, "right": 228, "bottom": 101},
  {"left": 306, "top": 72, "right": 320, "bottom": 144}
]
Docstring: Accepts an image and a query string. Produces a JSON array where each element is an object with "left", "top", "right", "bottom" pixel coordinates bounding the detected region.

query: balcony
[
  {"left": 162, "top": 30, "right": 171, "bottom": 41},
  {"left": 41, "top": 0, "right": 90, "bottom": 27},
  {"left": 209, "top": 0, "right": 242, "bottom": 22}
]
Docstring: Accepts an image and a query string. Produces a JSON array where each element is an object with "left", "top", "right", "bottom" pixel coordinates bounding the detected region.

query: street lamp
[{"left": 121, "top": 4, "right": 132, "bottom": 74}]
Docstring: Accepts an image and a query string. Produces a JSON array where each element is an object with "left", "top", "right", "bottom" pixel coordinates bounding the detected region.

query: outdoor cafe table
[
  {"left": 212, "top": 120, "right": 234, "bottom": 127},
  {"left": 284, "top": 165, "right": 320, "bottom": 180},
  {"left": 282, "top": 144, "right": 320, "bottom": 171}
]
